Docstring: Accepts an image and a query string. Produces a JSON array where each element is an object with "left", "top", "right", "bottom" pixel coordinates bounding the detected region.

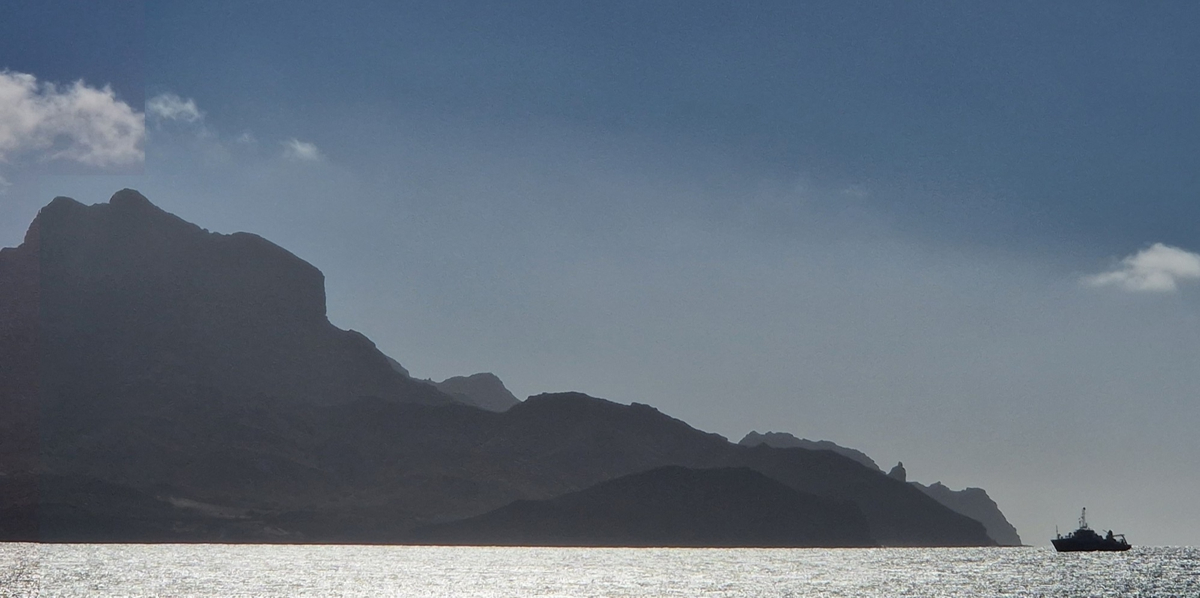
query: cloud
[
  {"left": 0, "top": 70, "right": 143, "bottom": 167},
  {"left": 282, "top": 138, "right": 322, "bottom": 161},
  {"left": 841, "top": 184, "right": 870, "bottom": 199},
  {"left": 1085, "top": 243, "right": 1200, "bottom": 292},
  {"left": 146, "top": 93, "right": 203, "bottom": 124}
]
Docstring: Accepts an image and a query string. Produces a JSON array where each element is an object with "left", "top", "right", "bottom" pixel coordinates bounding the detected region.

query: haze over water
[{"left": 2, "top": 545, "right": 1197, "bottom": 597}]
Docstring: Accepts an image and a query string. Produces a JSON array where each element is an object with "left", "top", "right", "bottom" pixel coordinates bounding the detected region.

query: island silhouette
[{"left": 0, "top": 190, "right": 1011, "bottom": 546}]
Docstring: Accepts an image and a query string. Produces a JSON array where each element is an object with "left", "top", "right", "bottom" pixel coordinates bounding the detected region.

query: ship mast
[{"left": 1079, "top": 507, "right": 1088, "bottom": 530}]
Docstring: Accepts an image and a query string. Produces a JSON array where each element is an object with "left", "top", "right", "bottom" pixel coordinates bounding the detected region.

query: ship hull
[{"left": 1051, "top": 539, "right": 1131, "bottom": 552}]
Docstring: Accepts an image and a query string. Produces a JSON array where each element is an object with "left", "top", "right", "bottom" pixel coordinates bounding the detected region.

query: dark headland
[
  {"left": 0, "top": 190, "right": 1007, "bottom": 547},
  {"left": 741, "top": 432, "right": 1022, "bottom": 546}
]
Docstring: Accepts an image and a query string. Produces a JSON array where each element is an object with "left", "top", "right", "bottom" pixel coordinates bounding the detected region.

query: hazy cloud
[
  {"left": 282, "top": 138, "right": 322, "bottom": 161},
  {"left": 236, "top": 131, "right": 257, "bottom": 144},
  {"left": 1085, "top": 243, "right": 1200, "bottom": 292},
  {"left": 0, "top": 70, "right": 143, "bottom": 167},
  {"left": 841, "top": 184, "right": 870, "bottom": 199},
  {"left": 146, "top": 93, "right": 203, "bottom": 124}
]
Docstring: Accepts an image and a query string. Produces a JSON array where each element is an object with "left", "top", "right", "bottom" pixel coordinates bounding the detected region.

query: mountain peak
[
  {"left": 434, "top": 372, "right": 520, "bottom": 412},
  {"left": 13, "top": 189, "right": 454, "bottom": 410},
  {"left": 108, "top": 188, "right": 155, "bottom": 210},
  {"left": 34, "top": 196, "right": 85, "bottom": 233},
  {"left": 46, "top": 195, "right": 84, "bottom": 211}
]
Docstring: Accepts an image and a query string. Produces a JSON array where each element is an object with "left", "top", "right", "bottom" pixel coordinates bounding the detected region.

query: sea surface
[{"left": 1, "top": 544, "right": 1196, "bottom": 597}]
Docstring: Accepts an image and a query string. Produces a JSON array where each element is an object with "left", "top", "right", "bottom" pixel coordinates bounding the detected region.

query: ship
[{"left": 1052, "top": 508, "right": 1130, "bottom": 552}]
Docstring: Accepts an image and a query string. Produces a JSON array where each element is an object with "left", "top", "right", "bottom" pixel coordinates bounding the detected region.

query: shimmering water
[{"left": 1, "top": 544, "right": 1196, "bottom": 597}]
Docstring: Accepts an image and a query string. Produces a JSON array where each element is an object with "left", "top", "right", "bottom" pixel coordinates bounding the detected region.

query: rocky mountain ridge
[
  {"left": 742, "top": 432, "right": 1021, "bottom": 546},
  {"left": 739, "top": 431, "right": 880, "bottom": 471},
  {"left": 434, "top": 373, "right": 520, "bottom": 412},
  {"left": 0, "top": 191, "right": 1002, "bottom": 547}
]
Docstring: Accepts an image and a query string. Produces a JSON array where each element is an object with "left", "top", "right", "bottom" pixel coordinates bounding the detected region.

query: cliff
[
  {"left": 30, "top": 190, "right": 453, "bottom": 412},
  {"left": 912, "top": 481, "right": 1023, "bottom": 546},
  {"left": 0, "top": 191, "right": 996, "bottom": 546},
  {"left": 742, "top": 432, "right": 1020, "bottom": 546}
]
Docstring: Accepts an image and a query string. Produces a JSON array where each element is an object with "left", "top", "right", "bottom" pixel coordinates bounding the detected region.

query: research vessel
[{"left": 1052, "top": 508, "right": 1130, "bottom": 552}]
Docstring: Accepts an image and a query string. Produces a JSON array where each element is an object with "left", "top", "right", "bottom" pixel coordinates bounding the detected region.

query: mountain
[
  {"left": 739, "top": 431, "right": 880, "bottom": 471},
  {"left": 413, "top": 465, "right": 875, "bottom": 547},
  {"left": 385, "top": 356, "right": 411, "bottom": 378},
  {"left": 434, "top": 373, "right": 520, "bottom": 412},
  {"left": 0, "top": 220, "right": 41, "bottom": 507},
  {"left": 912, "top": 482, "right": 1023, "bottom": 546},
  {"left": 27, "top": 190, "right": 452, "bottom": 412},
  {"left": 882, "top": 460, "right": 1021, "bottom": 545},
  {"left": 743, "top": 434, "right": 1020, "bottom": 546},
  {"left": 0, "top": 191, "right": 996, "bottom": 546}
]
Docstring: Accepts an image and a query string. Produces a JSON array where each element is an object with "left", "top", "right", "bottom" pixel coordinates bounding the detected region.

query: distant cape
[
  {"left": 911, "top": 481, "right": 1022, "bottom": 546},
  {"left": 737, "top": 431, "right": 1020, "bottom": 546}
]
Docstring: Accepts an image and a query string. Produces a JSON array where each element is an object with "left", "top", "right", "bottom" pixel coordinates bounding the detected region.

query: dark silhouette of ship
[{"left": 1052, "top": 508, "right": 1130, "bottom": 552}]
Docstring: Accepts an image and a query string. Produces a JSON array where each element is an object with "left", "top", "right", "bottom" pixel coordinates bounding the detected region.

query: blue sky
[
  {"left": 4, "top": 1, "right": 1200, "bottom": 545},
  {"left": 0, "top": 0, "right": 142, "bottom": 103},
  {"left": 141, "top": 1, "right": 1200, "bottom": 252}
]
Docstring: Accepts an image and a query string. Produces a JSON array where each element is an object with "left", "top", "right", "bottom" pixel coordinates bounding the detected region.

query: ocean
[{"left": 1, "top": 544, "right": 1196, "bottom": 597}]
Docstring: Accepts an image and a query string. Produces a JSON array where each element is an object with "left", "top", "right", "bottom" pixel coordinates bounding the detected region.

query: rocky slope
[
  {"left": 0, "top": 191, "right": 997, "bottom": 546},
  {"left": 434, "top": 373, "right": 520, "bottom": 412},
  {"left": 739, "top": 431, "right": 880, "bottom": 471},
  {"left": 742, "top": 429, "right": 1021, "bottom": 546},
  {"left": 912, "top": 481, "right": 1023, "bottom": 546},
  {"left": 413, "top": 465, "right": 875, "bottom": 547},
  {"left": 30, "top": 190, "right": 453, "bottom": 413},
  {"left": 884, "top": 460, "right": 1021, "bottom": 546}
]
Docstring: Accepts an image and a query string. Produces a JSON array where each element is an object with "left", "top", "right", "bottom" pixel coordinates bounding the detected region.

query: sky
[{"left": 2, "top": 1, "right": 1199, "bottom": 546}]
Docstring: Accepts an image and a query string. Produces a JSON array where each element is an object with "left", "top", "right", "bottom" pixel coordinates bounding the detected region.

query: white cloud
[
  {"left": 282, "top": 138, "right": 322, "bottom": 161},
  {"left": 146, "top": 93, "right": 203, "bottom": 124},
  {"left": 0, "top": 70, "right": 143, "bottom": 167},
  {"left": 236, "top": 131, "right": 257, "bottom": 144},
  {"left": 1085, "top": 243, "right": 1200, "bottom": 292}
]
